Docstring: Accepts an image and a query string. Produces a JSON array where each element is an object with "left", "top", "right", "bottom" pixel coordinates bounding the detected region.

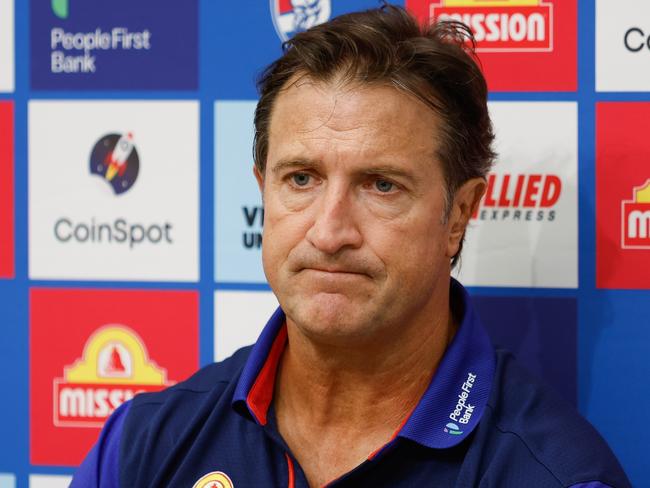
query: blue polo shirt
[{"left": 71, "top": 281, "right": 631, "bottom": 487}]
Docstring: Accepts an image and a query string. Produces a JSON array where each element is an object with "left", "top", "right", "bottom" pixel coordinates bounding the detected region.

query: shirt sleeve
[{"left": 70, "top": 400, "right": 132, "bottom": 488}]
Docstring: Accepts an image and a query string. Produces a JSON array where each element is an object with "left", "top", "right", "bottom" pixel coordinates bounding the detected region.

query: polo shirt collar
[{"left": 232, "top": 279, "right": 496, "bottom": 449}]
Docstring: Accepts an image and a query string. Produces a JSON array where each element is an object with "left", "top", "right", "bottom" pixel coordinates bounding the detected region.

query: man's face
[{"left": 256, "top": 77, "right": 472, "bottom": 345}]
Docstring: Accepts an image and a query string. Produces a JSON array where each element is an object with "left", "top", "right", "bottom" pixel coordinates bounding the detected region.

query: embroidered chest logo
[
  {"left": 444, "top": 372, "right": 477, "bottom": 435},
  {"left": 192, "top": 471, "right": 234, "bottom": 488}
]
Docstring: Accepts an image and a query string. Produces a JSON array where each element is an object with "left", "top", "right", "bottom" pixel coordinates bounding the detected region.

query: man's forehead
[{"left": 267, "top": 75, "right": 441, "bottom": 152}]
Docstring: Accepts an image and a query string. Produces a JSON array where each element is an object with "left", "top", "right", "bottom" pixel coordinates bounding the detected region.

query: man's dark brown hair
[{"left": 253, "top": 4, "right": 495, "bottom": 266}]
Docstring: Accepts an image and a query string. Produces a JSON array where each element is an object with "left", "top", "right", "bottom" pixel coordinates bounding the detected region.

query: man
[{"left": 72, "top": 5, "right": 630, "bottom": 487}]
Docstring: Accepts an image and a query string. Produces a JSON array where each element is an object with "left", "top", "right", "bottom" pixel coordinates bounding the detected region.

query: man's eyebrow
[
  {"left": 362, "top": 166, "right": 417, "bottom": 184},
  {"left": 270, "top": 158, "right": 322, "bottom": 174},
  {"left": 270, "top": 160, "right": 420, "bottom": 184}
]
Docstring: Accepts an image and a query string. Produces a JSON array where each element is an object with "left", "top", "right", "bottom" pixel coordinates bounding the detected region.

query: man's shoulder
[
  {"left": 133, "top": 345, "right": 252, "bottom": 407},
  {"left": 124, "top": 345, "right": 253, "bottom": 438},
  {"left": 116, "top": 345, "right": 255, "bottom": 485},
  {"left": 478, "top": 350, "right": 630, "bottom": 487}
]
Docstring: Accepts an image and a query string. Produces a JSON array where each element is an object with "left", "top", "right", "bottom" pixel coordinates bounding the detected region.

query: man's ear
[
  {"left": 446, "top": 177, "right": 486, "bottom": 259},
  {"left": 253, "top": 165, "right": 264, "bottom": 196}
]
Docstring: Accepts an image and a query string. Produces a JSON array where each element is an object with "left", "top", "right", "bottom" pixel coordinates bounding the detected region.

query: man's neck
[{"left": 273, "top": 297, "right": 456, "bottom": 487}]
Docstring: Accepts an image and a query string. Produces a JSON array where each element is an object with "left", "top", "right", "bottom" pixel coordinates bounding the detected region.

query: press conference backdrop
[{"left": 0, "top": 0, "right": 649, "bottom": 486}]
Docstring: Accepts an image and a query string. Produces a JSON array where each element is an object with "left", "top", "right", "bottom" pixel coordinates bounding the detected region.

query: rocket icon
[
  {"left": 90, "top": 132, "right": 140, "bottom": 195},
  {"left": 105, "top": 132, "right": 135, "bottom": 182}
]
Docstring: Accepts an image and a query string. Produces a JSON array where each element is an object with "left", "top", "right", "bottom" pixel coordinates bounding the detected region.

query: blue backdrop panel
[{"left": 0, "top": 0, "right": 647, "bottom": 486}]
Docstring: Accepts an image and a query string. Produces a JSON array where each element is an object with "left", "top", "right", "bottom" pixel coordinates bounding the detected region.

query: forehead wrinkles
[{"left": 268, "top": 76, "right": 441, "bottom": 166}]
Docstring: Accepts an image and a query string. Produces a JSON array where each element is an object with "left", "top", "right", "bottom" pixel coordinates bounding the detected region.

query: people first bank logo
[
  {"left": 429, "top": 0, "right": 553, "bottom": 52},
  {"left": 30, "top": 288, "right": 199, "bottom": 466},
  {"left": 271, "top": 0, "right": 331, "bottom": 41},
  {"left": 406, "top": 0, "right": 576, "bottom": 91},
  {"left": 30, "top": 0, "right": 198, "bottom": 90},
  {"left": 53, "top": 325, "right": 173, "bottom": 428}
]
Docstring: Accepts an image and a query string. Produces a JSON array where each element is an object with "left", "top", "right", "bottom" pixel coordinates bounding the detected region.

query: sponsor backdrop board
[
  {"left": 455, "top": 101, "right": 577, "bottom": 288},
  {"left": 596, "top": 0, "right": 650, "bottom": 92},
  {"left": 0, "top": 0, "right": 14, "bottom": 92},
  {"left": 596, "top": 102, "right": 650, "bottom": 289},
  {"left": 0, "top": 0, "right": 647, "bottom": 485},
  {"left": 30, "top": 288, "right": 199, "bottom": 465},
  {"left": 0, "top": 102, "right": 14, "bottom": 278},
  {"left": 30, "top": 0, "right": 198, "bottom": 90},
  {"left": 29, "top": 100, "right": 200, "bottom": 282},
  {"left": 215, "top": 101, "right": 266, "bottom": 284},
  {"left": 0, "top": 475, "right": 14, "bottom": 488},
  {"left": 406, "top": 0, "right": 577, "bottom": 92}
]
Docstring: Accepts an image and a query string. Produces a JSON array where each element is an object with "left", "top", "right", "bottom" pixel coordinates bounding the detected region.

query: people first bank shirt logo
[
  {"left": 29, "top": 100, "right": 199, "bottom": 281},
  {"left": 406, "top": 0, "right": 576, "bottom": 91},
  {"left": 444, "top": 372, "right": 477, "bottom": 436},
  {"left": 271, "top": 0, "right": 331, "bottom": 41},
  {"left": 454, "top": 102, "right": 577, "bottom": 288},
  {"left": 30, "top": 0, "right": 198, "bottom": 90},
  {"left": 30, "top": 288, "right": 199, "bottom": 466},
  {"left": 53, "top": 325, "right": 173, "bottom": 428}
]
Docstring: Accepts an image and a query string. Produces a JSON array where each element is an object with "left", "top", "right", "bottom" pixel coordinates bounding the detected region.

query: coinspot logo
[{"left": 89, "top": 133, "right": 139, "bottom": 195}]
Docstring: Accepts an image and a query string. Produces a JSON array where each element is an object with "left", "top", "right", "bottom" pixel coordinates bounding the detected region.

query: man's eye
[
  {"left": 375, "top": 179, "right": 394, "bottom": 193},
  {"left": 291, "top": 173, "right": 311, "bottom": 186}
]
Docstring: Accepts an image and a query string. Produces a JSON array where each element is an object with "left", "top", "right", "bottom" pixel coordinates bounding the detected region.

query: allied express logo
[
  {"left": 621, "top": 179, "right": 650, "bottom": 249},
  {"left": 53, "top": 325, "right": 174, "bottom": 428},
  {"left": 90, "top": 132, "right": 139, "bottom": 195},
  {"left": 271, "top": 0, "right": 331, "bottom": 42},
  {"left": 473, "top": 173, "right": 562, "bottom": 221},
  {"left": 429, "top": 0, "right": 553, "bottom": 52}
]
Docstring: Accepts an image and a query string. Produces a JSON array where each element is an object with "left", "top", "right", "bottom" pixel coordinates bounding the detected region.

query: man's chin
[{"left": 284, "top": 295, "right": 380, "bottom": 343}]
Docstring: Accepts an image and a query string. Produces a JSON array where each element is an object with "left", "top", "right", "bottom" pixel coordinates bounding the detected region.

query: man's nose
[{"left": 305, "top": 184, "right": 363, "bottom": 255}]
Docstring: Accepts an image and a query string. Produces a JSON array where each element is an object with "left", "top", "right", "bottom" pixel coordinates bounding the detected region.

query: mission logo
[
  {"left": 597, "top": 102, "right": 650, "bottom": 288},
  {"left": 53, "top": 325, "right": 174, "bottom": 428},
  {"left": 30, "top": 288, "right": 199, "bottom": 465},
  {"left": 621, "top": 180, "right": 650, "bottom": 249},
  {"left": 406, "top": 0, "right": 576, "bottom": 91},
  {"left": 429, "top": 0, "right": 552, "bottom": 52}
]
